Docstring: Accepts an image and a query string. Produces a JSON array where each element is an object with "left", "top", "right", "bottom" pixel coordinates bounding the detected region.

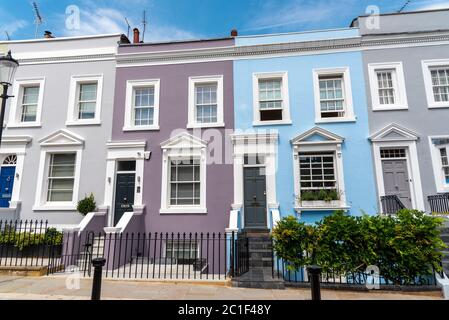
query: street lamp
[{"left": 0, "top": 50, "right": 19, "bottom": 147}]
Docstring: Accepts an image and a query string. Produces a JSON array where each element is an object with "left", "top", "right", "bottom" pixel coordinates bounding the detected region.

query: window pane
[
  {"left": 318, "top": 76, "right": 345, "bottom": 118},
  {"left": 79, "top": 83, "right": 97, "bottom": 101},
  {"left": 431, "top": 68, "right": 449, "bottom": 102},
  {"left": 195, "top": 83, "right": 217, "bottom": 124},
  {"left": 22, "top": 86, "right": 39, "bottom": 104},
  {"left": 47, "top": 154, "right": 76, "bottom": 202},
  {"left": 78, "top": 102, "right": 96, "bottom": 119},
  {"left": 134, "top": 87, "right": 154, "bottom": 107},
  {"left": 134, "top": 107, "right": 154, "bottom": 126},
  {"left": 169, "top": 158, "right": 200, "bottom": 206},
  {"left": 298, "top": 152, "right": 336, "bottom": 195},
  {"left": 258, "top": 78, "right": 283, "bottom": 121}
]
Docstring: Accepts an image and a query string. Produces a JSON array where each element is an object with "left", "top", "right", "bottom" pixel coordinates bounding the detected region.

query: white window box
[{"left": 298, "top": 200, "right": 344, "bottom": 209}]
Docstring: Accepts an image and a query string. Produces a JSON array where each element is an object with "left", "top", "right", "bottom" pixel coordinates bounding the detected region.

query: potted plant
[
  {"left": 298, "top": 189, "right": 341, "bottom": 208},
  {"left": 77, "top": 193, "right": 97, "bottom": 216}
]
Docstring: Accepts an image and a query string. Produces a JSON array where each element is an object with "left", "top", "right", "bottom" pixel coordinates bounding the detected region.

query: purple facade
[{"left": 111, "top": 38, "right": 235, "bottom": 234}]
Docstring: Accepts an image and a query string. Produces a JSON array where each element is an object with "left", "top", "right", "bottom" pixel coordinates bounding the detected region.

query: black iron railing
[
  {"left": 58, "top": 231, "right": 249, "bottom": 280},
  {"left": 272, "top": 257, "right": 437, "bottom": 287},
  {"left": 0, "top": 220, "right": 62, "bottom": 271},
  {"left": 380, "top": 195, "right": 405, "bottom": 215},
  {"left": 428, "top": 193, "right": 449, "bottom": 214}
]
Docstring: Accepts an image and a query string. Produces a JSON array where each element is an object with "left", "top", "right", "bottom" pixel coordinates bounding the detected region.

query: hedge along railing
[
  {"left": 57, "top": 230, "right": 249, "bottom": 280},
  {"left": 0, "top": 220, "right": 63, "bottom": 269},
  {"left": 271, "top": 210, "right": 445, "bottom": 288}
]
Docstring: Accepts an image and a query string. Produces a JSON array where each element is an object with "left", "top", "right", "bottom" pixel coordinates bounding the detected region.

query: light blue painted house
[{"left": 229, "top": 28, "right": 378, "bottom": 228}]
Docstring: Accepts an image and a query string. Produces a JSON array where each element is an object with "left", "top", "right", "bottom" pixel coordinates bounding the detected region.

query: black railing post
[
  {"left": 91, "top": 257, "right": 106, "bottom": 300},
  {"left": 307, "top": 265, "right": 322, "bottom": 301}
]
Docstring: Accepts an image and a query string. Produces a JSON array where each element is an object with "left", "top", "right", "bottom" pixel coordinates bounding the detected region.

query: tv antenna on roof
[
  {"left": 398, "top": 0, "right": 411, "bottom": 13},
  {"left": 142, "top": 10, "right": 147, "bottom": 42},
  {"left": 5, "top": 31, "right": 10, "bottom": 41},
  {"left": 32, "top": 1, "right": 44, "bottom": 39},
  {"left": 124, "top": 17, "right": 131, "bottom": 39}
]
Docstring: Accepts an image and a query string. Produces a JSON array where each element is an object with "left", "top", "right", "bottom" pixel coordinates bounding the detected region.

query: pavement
[{"left": 0, "top": 275, "right": 443, "bottom": 300}]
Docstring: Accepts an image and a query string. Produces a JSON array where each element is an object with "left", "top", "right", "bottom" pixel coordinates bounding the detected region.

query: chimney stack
[
  {"left": 44, "top": 31, "right": 55, "bottom": 39},
  {"left": 133, "top": 28, "right": 140, "bottom": 44},
  {"left": 230, "top": 29, "right": 238, "bottom": 37}
]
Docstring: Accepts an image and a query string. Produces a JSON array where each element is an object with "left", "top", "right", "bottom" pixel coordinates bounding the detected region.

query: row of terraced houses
[{"left": 0, "top": 9, "right": 448, "bottom": 242}]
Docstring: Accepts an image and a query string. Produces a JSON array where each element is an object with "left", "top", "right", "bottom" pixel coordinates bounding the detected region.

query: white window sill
[
  {"left": 372, "top": 105, "right": 408, "bottom": 111},
  {"left": 159, "top": 207, "right": 207, "bottom": 215},
  {"left": 33, "top": 205, "right": 77, "bottom": 211},
  {"left": 315, "top": 116, "right": 356, "bottom": 124},
  {"left": 186, "top": 122, "right": 225, "bottom": 129},
  {"left": 7, "top": 122, "right": 42, "bottom": 128},
  {"left": 428, "top": 104, "right": 449, "bottom": 109},
  {"left": 66, "top": 120, "right": 101, "bottom": 126},
  {"left": 253, "top": 119, "right": 292, "bottom": 126},
  {"left": 436, "top": 186, "right": 449, "bottom": 193},
  {"left": 123, "top": 125, "right": 160, "bottom": 131}
]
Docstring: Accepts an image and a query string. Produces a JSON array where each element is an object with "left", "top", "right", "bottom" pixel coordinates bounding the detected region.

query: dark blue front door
[
  {"left": 113, "top": 173, "right": 135, "bottom": 226},
  {"left": 0, "top": 166, "right": 15, "bottom": 208},
  {"left": 243, "top": 167, "right": 267, "bottom": 229}
]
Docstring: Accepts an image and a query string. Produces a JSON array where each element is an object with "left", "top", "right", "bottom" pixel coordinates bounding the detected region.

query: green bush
[
  {"left": 77, "top": 193, "right": 97, "bottom": 216},
  {"left": 272, "top": 209, "right": 446, "bottom": 284},
  {"left": 0, "top": 227, "right": 63, "bottom": 250},
  {"left": 299, "top": 189, "right": 340, "bottom": 202}
]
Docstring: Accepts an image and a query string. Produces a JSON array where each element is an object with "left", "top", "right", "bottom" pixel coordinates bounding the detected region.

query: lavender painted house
[{"left": 103, "top": 33, "right": 235, "bottom": 235}]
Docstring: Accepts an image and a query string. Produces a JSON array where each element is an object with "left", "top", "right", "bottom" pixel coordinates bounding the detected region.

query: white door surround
[
  {"left": 104, "top": 141, "right": 146, "bottom": 227},
  {"left": 0, "top": 136, "right": 32, "bottom": 212},
  {"left": 230, "top": 132, "right": 278, "bottom": 229},
  {"left": 369, "top": 123, "right": 425, "bottom": 211}
]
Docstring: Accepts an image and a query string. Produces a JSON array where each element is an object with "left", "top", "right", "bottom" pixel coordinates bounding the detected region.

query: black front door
[
  {"left": 243, "top": 167, "right": 267, "bottom": 229},
  {"left": 114, "top": 173, "right": 135, "bottom": 225}
]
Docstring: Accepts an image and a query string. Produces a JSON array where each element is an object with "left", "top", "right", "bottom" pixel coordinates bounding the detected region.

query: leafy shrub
[
  {"left": 272, "top": 209, "right": 446, "bottom": 284},
  {"left": 271, "top": 216, "right": 316, "bottom": 271},
  {"left": 77, "top": 193, "right": 97, "bottom": 216},
  {"left": 0, "top": 227, "right": 63, "bottom": 250}
]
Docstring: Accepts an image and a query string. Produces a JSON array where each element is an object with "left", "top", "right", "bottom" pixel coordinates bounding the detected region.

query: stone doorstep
[{"left": 0, "top": 265, "right": 48, "bottom": 277}]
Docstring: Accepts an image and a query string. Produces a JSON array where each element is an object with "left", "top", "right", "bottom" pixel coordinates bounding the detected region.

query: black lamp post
[{"left": 0, "top": 50, "right": 19, "bottom": 146}]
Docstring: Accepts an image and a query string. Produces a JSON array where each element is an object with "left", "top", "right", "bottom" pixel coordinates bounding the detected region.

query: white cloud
[
  {"left": 59, "top": 6, "right": 200, "bottom": 42},
  {"left": 244, "top": 0, "right": 357, "bottom": 32},
  {"left": 412, "top": 0, "right": 449, "bottom": 11}
]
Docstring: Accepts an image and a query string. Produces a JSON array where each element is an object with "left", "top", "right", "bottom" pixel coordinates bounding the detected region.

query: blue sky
[{"left": 1, "top": 0, "right": 449, "bottom": 41}]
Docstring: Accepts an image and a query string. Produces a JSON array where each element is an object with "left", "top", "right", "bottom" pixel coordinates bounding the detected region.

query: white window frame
[
  {"left": 422, "top": 59, "right": 449, "bottom": 109},
  {"left": 429, "top": 135, "right": 449, "bottom": 193},
  {"left": 312, "top": 67, "right": 356, "bottom": 123},
  {"left": 7, "top": 77, "right": 45, "bottom": 128},
  {"left": 123, "top": 79, "right": 160, "bottom": 131},
  {"left": 187, "top": 75, "right": 224, "bottom": 128},
  {"left": 33, "top": 130, "right": 84, "bottom": 211},
  {"left": 160, "top": 133, "right": 207, "bottom": 214},
  {"left": 368, "top": 62, "right": 408, "bottom": 111},
  {"left": 66, "top": 74, "right": 103, "bottom": 126},
  {"left": 252, "top": 72, "right": 291, "bottom": 126},
  {"left": 291, "top": 128, "right": 348, "bottom": 212}
]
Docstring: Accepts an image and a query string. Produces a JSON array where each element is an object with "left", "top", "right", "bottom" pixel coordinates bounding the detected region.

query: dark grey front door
[
  {"left": 382, "top": 159, "right": 412, "bottom": 208},
  {"left": 243, "top": 167, "right": 267, "bottom": 228},
  {"left": 114, "top": 173, "right": 135, "bottom": 225}
]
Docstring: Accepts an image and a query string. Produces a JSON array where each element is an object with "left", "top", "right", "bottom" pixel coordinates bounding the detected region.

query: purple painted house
[{"left": 103, "top": 31, "right": 235, "bottom": 236}]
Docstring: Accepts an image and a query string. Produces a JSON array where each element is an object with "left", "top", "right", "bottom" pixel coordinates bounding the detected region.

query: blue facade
[{"left": 234, "top": 31, "right": 378, "bottom": 224}]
